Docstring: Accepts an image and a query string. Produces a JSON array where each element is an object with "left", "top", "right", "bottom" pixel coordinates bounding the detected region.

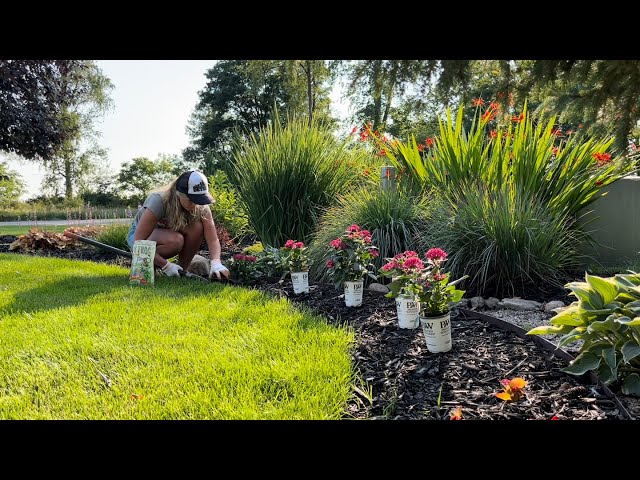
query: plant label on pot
[
  {"left": 396, "top": 297, "right": 420, "bottom": 329},
  {"left": 420, "top": 313, "right": 452, "bottom": 353},
  {"left": 344, "top": 280, "right": 364, "bottom": 307},
  {"left": 291, "top": 271, "right": 309, "bottom": 294}
]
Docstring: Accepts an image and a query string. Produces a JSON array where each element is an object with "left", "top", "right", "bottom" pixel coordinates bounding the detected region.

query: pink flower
[
  {"left": 284, "top": 239, "right": 295, "bottom": 249},
  {"left": 245, "top": 255, "right": 257, "bottom": 262},
  {"left": 426, "top": 248, "right": 448, "bottom": 261},
  {"left": 347, "top": 224, "right": 361, "bottom": 233},
  {"left": 233, "top": 254, "right": 245, "bottom": 260},
  {"left": 326, "top": 259, "right": 335, "bottom": 269},
  {"left": 402, "top": 256, "right": 424, "bottom": 271},
  {"left": 293, "top": 241, "right": 304, "bottom": 249},
  {"left": 382, "top": 262, "right": 396, "bottom": 271},
  {"left": 433, "top": 273, "right": 447, "bottom": 282},
  {"left": 330, "top": 238, "right": 344, "bottom": 249},
  {"left": 369, "top": 248, "right": 379, "bottom": 257}
]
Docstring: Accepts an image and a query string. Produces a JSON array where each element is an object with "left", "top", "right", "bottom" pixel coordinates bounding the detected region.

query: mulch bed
[{"left": 2, "top": 235, "right": 639, "bottom": 420}]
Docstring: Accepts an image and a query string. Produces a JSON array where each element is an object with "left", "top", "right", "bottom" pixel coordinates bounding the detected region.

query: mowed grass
[
  {"left": 0, "top": 254, "right": 356, "bottom": 419},
  {"left": 0, "top": 225, "right": 69, "bottom": 236}
]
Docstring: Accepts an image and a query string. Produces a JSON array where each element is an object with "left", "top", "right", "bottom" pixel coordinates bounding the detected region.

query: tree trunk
[
  {"left": 64, "top": 152, "right": 73, "bottom": 199},
  {"left": 306, "top": 61, "right": 314, "bottom": 126},
  {"left": 372, "top": 61, "right": 383, "bottom": 131},
  {"left": 381, "top": 62, "right": 399, "bottom": 129}
]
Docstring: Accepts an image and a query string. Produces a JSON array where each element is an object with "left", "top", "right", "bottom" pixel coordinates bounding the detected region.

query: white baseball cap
[{"left": 176, "top": 170, "right": 214, "bottom": 205}]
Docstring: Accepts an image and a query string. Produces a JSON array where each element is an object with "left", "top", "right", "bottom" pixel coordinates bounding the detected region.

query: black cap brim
[{"left": 188, "top": 192, "right": 214, "bottom": 205}]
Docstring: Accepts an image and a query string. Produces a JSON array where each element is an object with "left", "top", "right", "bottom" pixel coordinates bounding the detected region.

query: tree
[
  {"left": 0, "top": 60, "right": 87, "bottom": 160},
  {"left": 184, "top": 60, "right": 334, "bottom": 174},
  {"left": 117, "top": 156, "right": 175, "bottom": 204},
  {"left": 39, "top": 61, "right": 114, "bottom": 199},
  {"left": 0, "top": 160, "right": 25, "bottom": 207}
]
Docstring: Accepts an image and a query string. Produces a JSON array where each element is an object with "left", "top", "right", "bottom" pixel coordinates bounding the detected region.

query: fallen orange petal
[
  {"left": 510, "top": 377, "right": 527, "bottom": 389},
  {"left": 496, "top": 392, "right": 512, "bottom": 401}
]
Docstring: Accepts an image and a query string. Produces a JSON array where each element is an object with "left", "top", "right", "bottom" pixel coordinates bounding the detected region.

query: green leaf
[
  {"left": 587, "top": 316, "right": 620, "bottom": 333},
  {"left": 550, "top": 308, "right": 585, "bottom": 326},
  {"left": 568, "top": 283, "right": 604, "bottom": 310},
  {"left": 527, "top": 325, "right": 570, "bottom": 335},
  {"left": 622, "top": 341, "right": 640, "bottom": 364},
  {"left": 622, "top": 374, "right": 640, "bottom": 396},
  {"left": 558, "top": 334, "right": 584, "bottom": 348},
  {"left": 586, "top": 273, "right": 619, "bottom": 305},
  {"left": 602, "top": 346, "right": 617, "bottom": 371},
  {"left": 563, "top": 352, "right": 601, "bottom": 376},
  {"left": 595, "top": 361, "right": 616, "bottom": 384}
]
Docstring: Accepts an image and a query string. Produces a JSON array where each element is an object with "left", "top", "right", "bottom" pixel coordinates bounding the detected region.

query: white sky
[{"left": 3, "top": 60, "right": 349, "bottom": 200}]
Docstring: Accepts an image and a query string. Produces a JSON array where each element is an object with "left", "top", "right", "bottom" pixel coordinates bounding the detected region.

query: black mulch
[{"left": 2, "top": 235, "right": 639, "bottom": 420}]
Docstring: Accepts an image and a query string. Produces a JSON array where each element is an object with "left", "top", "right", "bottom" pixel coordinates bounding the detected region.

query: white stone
[
  {"left": 368, "top": 282, "right": 390, "bottom": 294},
  {"left": 500, "top": 298, "right": 543, "bottom": 311},
  {"left": 544, "top": 300, "right": 566, "bottom": 312}
]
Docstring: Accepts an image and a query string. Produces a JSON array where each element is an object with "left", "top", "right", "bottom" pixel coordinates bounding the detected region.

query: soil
[{"left": 2, "top": 235, "right": 639, "bottom": 420}]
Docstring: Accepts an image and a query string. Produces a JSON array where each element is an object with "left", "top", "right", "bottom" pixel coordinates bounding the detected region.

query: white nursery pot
[
  {"left": 291, "top": 271, "right": 309, "bottom": 294},
  {"left": 395, "top": 295, "right": 420, "bottom": 329},
  {"left": 344, "top": 280, "right": 364, "bottom": 307},
  {"left": 419, "top": 312, "right": 452, "bottom": 353}
]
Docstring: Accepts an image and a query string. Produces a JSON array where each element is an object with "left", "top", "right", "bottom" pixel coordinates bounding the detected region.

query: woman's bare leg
[
  {"left": 148, "top": 228, "right": 184, "bottom": 266},
  {"left": 178, "top": 220, "right": 204, "bottom": 269}
]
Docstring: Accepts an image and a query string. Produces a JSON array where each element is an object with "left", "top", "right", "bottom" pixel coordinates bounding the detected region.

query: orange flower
[
  {"left": 593, "top": 152, "right": 612, "bottom": 166},
  {"left": 473, "top": 98, "right": 485, "bottom": 107},
  {"left": 552, "top": 128, "right": 563, "bottom": 137},
  {"left": 489, "top": 102, "right": 501, "bottom": 111},
  {"left": 425, "top": 137, "right": 435, "bottom": 147},
  {"left": 450, "top": 406, "right": 463, "bottom": 420},
  {"left": 418, "top": 144, "right": 425, "bottom": 151},
  {"left": 511, "top": 113, "right": 524, "bottom": 123},
  {"left": 363, "top": 168, "right": 370, "bottom": 176},
  {"left": 130, "top": 393, "right": 144, "bottom": 400},
  {"left": 490, "top": 129, "right": 497, "bottom": 139},
  {"left": 495, "top": 377, "right": 527, "bottom": 401},
  {"left": 552, "top": 147, "right": 559, "bottom": 155}
]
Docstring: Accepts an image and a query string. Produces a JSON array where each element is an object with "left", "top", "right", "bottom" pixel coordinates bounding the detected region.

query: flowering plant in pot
[
  {"left": 414, "top": 248, "right": 468, "bottom": 353},
  {"left": 227, "top": 253, "right": 261, "bottom": 285},
  {"left": 378, "top": 251, "right": 425, "bottom": 329},
  {"left": 326, "top": 224, "right": 379, "bottom": 306},
  {"left": 281, "top": 239, "right": 310, "bottom": 294}
]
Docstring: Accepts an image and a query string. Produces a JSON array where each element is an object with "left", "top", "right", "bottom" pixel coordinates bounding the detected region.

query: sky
[{"left": 3, "top": 60, "right": 349, "bottom": 200}]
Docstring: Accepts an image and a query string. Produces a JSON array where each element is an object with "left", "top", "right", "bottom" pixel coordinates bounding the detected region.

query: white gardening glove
[
  {"left": 209, "top": 259, "right": 230, "bottom": 280},
  {"left": 161, "top": 262, "right": 183, "bottom": 277}
]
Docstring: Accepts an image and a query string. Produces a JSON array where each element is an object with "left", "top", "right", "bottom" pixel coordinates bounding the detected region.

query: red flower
[
  {"left": 552, "top": 147, "right": 559, "bottom": 155},
  {"left": 350, "top": 126, "right": 358, "bottom": 135},
  {"left": 363, "top": 168, "right": 371, "bottom": 176},
  {"left": 425, "top": 137, "right": 435, "bottom": 147},
  {"left": 481, "top": 110, "right": 495, "bottom": 122},
  {"left": 593, "top": 152, "right": 612, "bottom": 166},
  {"left": 490, "top": 129, "right": 497, "bottom": 139},
  {"left": 377, "top": 150, "right": 387, "bottom": 157},
  {"left": 489, "top": 102, "right": 501, "bottom": 110},
  {"left": 473, "top": 98, "right": 485, "bottom": 107},
  {"left": 511, "top": 112, "right": 524, "bottom": 123},
  {"left": 418, "top": 144, "right": 425, "bottom": 151},
  {"left": 552, "top": 128, "right": 563, "bottom": 137}
]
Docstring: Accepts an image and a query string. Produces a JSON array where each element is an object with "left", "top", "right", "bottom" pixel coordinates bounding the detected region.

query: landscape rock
[
  {"left": 470, "top": 296, "right": 485, "bottom": 309},
  {"left": 544, "top": 300, "right": 566, "bottom": 313},
  {"left": 368, "top": 282, "right": 390, "bottom": 294},
  {"left": 485, "top": 297, "right": 500, "bottom": 309},
  {"left": 501, "top": 298, "right": 543, "bottom": 311}
]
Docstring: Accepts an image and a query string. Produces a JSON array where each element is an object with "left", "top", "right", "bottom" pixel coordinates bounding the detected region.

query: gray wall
[{"left": 578, "top": 175, "right": 640, "bottom": 267}]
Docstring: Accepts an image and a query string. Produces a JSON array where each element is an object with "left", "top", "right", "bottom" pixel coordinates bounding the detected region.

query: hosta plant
[{"left": 527, "top": 272, "right": 640, "bottom": 396}]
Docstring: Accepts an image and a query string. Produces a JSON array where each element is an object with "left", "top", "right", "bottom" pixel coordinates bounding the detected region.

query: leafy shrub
[
  {"left": 208, "top": 170, "right": 250, "bottom": 241},
  {"left": 95, "top": 223, "right": 130, "bottom": 252},
  {"left": 528, "top": 272, "right": 640, "bottom": 396},
  {"left": 307, "top": 187, "right": 431, "bottom": 283},
  {"left": 227, "top": 254, "right": 261, "bottom": 284},
  {"left": 226, "top": 112, "right": 372, "bottom": 248}
]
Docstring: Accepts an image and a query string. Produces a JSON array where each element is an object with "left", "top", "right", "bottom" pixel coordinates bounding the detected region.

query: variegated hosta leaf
[
  {"left": 568, "top": 282, "right": 604, "bottom": 310},
  {"left": 595, "top": 361, "right": 617, "bottom": 384},
  {"left": 621, "top": 341, "right": 640, "bottom": 364},
  {"left": 527, "top": 325, "right": 572, "bottom": 335},
  {"left": 622, "top": 373, "right": 640, "bottom": 396},
  {"left": 550, "top": 306, "right": 585, "bottom": 326},
  {"left": 586, "top": 273, "right": 619, "bottom": 305},
  {"left": 563, "top": 352, "right": 601, "bottom": 376},
  {"left": 587, "top": 316, "right": 621, "bottom": 333}
]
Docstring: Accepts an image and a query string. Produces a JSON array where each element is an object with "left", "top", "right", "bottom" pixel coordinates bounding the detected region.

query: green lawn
[
  {"left": 0, "top": 225, "right": 70, "bottom": 236},
  {"left": 0, "top": 254, "right": 358, "bottom": 419}
]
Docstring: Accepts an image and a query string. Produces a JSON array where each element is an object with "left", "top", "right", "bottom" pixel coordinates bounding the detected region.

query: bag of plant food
[{"left": 130, "top": 240, "right": 156, "bottom": 286}]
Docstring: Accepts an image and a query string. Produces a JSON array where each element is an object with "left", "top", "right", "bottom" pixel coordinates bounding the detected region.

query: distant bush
[{"left": 95, "top": 223, "right": 130, "bottom": 252}]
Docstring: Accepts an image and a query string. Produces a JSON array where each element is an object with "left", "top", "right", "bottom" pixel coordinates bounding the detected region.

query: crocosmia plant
[{"left": 326, "top": 224, "right": 379, "bottom": 288}]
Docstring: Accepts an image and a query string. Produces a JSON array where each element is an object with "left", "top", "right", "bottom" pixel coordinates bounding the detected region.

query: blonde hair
[{"left": 153, "top": 178, "right": 209, "bottom": 232}]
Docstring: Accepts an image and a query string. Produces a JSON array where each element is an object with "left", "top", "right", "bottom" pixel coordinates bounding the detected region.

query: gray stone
[
  {"left": 501, "top": 298, "right": 543, "bottom": 311},
  {"left": 470, "top": 296, "right": 485, "bottom": 309},
  {"left": 368, "top": 282, "right": 390, "bottom": 294},
  {"left": 544, "top": 300, "right": 566, "bottom": 313},
  {"left": 453, "top": 298, "right": 470, "bottom": 309},
  {"left": 485, "top": 297, "right": 500, "bottom": 309},
  {"left": 187, "top": 254, "right": 210, "bottom": 277}
]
